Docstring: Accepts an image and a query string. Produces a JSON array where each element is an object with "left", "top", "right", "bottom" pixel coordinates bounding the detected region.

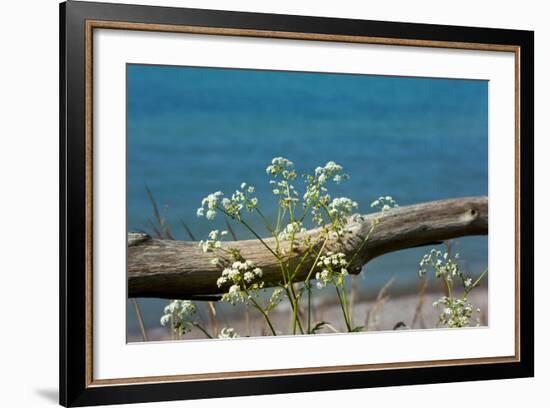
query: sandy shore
[{"left": 128, "top": 288, "right": 488, "bottom": 342}]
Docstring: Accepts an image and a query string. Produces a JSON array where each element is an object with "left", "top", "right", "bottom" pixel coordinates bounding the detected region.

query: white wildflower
[
  {"left": 218, "top": 327, "right": 239, "bottom": 339},
  {"left": 218, "top": 257, "right": 264, "bottom": 305},
  {"left": 315, "top": 252, "right": 349, "bottom": 290},
  {"left": 370, "top": 195, "right": 398, "bottom": 212},
  {"left": 160, "top": 300, "right": 196, "bottom": 336},
  {"left": 197, "top": 191, "right": 224, "bottom": 219},
  {"left": 198, "top": 229, "right": 227, "bottom": 253}
]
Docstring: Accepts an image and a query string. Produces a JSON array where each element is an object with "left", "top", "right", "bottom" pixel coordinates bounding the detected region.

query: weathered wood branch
[{"left": 128, "top": 196, "right": 488, "bottom": 299}]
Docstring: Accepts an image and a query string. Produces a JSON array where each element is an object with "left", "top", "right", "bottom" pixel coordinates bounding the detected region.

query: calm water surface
[{"left": 126, "top": 65, "right": 488, "bottom": 335}]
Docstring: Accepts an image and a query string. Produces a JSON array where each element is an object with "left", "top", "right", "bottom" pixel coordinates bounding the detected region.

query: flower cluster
[
  {"left": 314, "top": 161, "right": 348, "bottom": 185},
  {"left": 218, "top": 327, "right": 239, "bottom": 339},
  {"left": 418, "top": 249, "right": 460, "bottom": 282},
  {"left": 328, "top": 197, "right": 358, "bottom": 230},
  {"left": 315, "top": 252, "right": 349, "bottom": 289},
  {"left": 432, "top": 296, "right": 479, "bottom": 328},
  {"left": 303, "top": 161, "right": 349, "bottom": 226},
  {"left": 278, "top": 221, "right": 307, "bottom": 241},
  {"left": 418, "top": 249, "right": 473, "bottom": 292},
  {"left": 198, "top": 229, "right": 227, "bottom": 253},
  {"left": 160, "top": 300, "right": 197, "bottom": 336},
  {"left": 217, "top": 259, "right": 264, "bottom": 305},
  {"left": 266, "top": 157, "right": 296, "bottom": 179},
  {"left": 267, "top": 157, "right": 299, "bottom": 209},
  {"left": 370, "top": 196, "right": 399, "bottom": 212},
  {"left": 193, "top": 156, "right": 405, "bottom": 336},
  {"left": 197, "top": 183, "right": 258, "bottom": 221},
  {"left": 196, "top": 191, "right": 223, "bottom": 220},
  {"left": 266, "top": 288, "right": 284, "bottom": 313},
  {"left": 418, "top": 247, "right": 486, "bottom": 328},
  {"left": 221, "top": 183, "right": 258, "bottom": 218}
]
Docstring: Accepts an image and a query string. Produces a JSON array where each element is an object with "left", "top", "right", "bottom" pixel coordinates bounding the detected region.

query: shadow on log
[{"left": 128, "top": 196, "right": 488, "bottom": 299}]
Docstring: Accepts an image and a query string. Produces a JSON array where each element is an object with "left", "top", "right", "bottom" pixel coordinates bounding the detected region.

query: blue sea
[{"left": 126, "top": 64, "right": 488, "bottom": 336}]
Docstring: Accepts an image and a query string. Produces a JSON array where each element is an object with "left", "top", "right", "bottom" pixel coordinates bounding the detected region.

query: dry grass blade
[
  {"left": 349, "top": 275, "right": 359, "bottom": 324},
  {"left": 207, "top": 301, "right": 218, "bottom": 337},
  {"left": 411, "top": 278, "right": 428, "bottom": 329},
  {"left": 145, "top": 185, "right": 175, "bottom": 239},
  {"left": 323, "top": 323, "right": 340, "bottom": 333},
  {"left": 180, "top": 219, "right": 196, "bottom": 241},
  {"left": 164, "top": 227, "right": 175, "bottom": 240},
  {"left": 225, "top": 218, "right": 238, "bottom": 241},
  {"left": 365, "top": 277, "right": 395, "bottom": 330},
  {"left": 131, "top": 298, "right": 149, "bottom": 341},
  {"left": 145, "top": 185, "right": 163, "bottom": 229},
  {"left": 146, "top": 219, "right": 163, "bottom": 239},
  {"left": 245, "top": 305, "right": 251, "bottom": 336}
]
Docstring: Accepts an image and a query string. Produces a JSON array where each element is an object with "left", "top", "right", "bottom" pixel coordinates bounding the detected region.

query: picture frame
[{"left": 59, "top": 0, "right": 534, "bottom": 406}]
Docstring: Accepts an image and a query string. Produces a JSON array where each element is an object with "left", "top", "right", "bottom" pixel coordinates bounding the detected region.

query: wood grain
[{"left": 128, "top": 196, "right": 488, "bottom": 299}]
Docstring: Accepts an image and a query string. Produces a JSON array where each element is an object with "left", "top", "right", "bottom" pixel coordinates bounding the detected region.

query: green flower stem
[
  {"left": 286, "top": 232, "right": 297, "bottom": 270},
  {"left": 285, "top": 230, "right": 302, "bottom": 335},
  {"left": 307, "top": 284, "right": 312, "bottom": 333},
  {"left": 248, "top": 295, "right": 277, "bottom": 336},
  {"left": 346, "top": 220, "right": 377, "bottom": 270},
  {"left": 192, "top": 323, "right": 213, "bottom": 339},
  {"left": 464, "top": 267, "right": 488, "bottom": 297},
  {"left": 301, "top": 237, "right": 329, "bottom": 283},
  {"left": 444, "top": 275, "right": 453, "bottom": 299},
  {"left": 320, "top": 202, "right": 335, "bottom": 224},
  {"left": 292, "top": 298, "right": 299, "bottom": 334},
  {"left": 284, "top": 286, "right": 304, "bottom": 335},
  {"left": 340, "top": 280, "right": 353, "bottom": 330},
  {"left": 298, "top": 201, "right": 313, "bottom": 223},
  {"left": 290, "top": 234, "right": 326, "bottom": 281},
  {"left": 275, "top": 199, "right": 282, "bottom": 233},
  {"left": 290, "top": 284, "right": 304, "bottom": 334},
  {"left": 287, "top": 235, "right": 327, "bottom": 335},
  {"left": 221, "top": 209, "right": 279, "bottom": 261},
  {"left": 131, "top": 298, "right": 149, "bottom": 342},
  {"left": 334, "top": 286, "right": 352, "bottom": 332},
  {"left": 285, "top": 183, "right": 295, "bottom": 222},
  {"left": 471, "top": 268, "right": 488, "bottom": 290},
  {"left": 255, "top": 207, "right": 275, "bottom": 234}
]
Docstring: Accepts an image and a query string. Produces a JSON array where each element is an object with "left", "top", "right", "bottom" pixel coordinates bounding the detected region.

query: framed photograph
[{"left": 60, "top": 1, "right": 534, "bottom": 406}]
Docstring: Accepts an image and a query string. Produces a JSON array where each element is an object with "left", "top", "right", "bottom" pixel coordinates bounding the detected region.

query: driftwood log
[{"left": 128, "top": 196, "right": 488, "bottom": 299}]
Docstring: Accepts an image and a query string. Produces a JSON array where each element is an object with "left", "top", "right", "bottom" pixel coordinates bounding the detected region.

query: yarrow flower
[
  {"left": 198, "top": 229, "right": 228, "bottom": 253},
  {"left": 302, "top": 161, "right": 349, "bottom": 226},
  {"left": 197, "top": 183, "right": 258, "bottom": 221},
  {"left": 418, "top": 249, "right": 460, "bottom": 280},
  {"left": 314, "top": 161, "right": 348, "bottom": 185},
  {"left": 266, "top": 157, "right": 296, "bottom": 179},
  {"left": 432, "top": 296, "right": 477, "bottom": 328},
  {"left": 370, "top": 196, "right": 399, "bottom": 212},
  {"left": 223, "top": 183, "right": 259, "bottom": 216},
  {"left": 217, "top": 258, "right": 264, "bottom": 305},
  {"left": 218, "top": 327, "right": 239, "bottom": 339},
  {"left": 328, "top": 197, "right": 358, "bottom": 225},
  {"left": 278, "top": 221, "right": 307, "bottom": 241},
  {"left": 266, "top": 157, "right": 299, "bottom": 209},
  {"left": 160, "top": 300, "right": 197, "bottom": 336},
  {"left": 315, "top": 252, "right": 349, "bottom": 289},
  {"left": 196, "top": 191, "right": 224, "bottom": 220},
  {"left": 419, "top": 247, "right": 487, "bottom": 328},
  {"left": 266, "top": 288, "right": 284, "bottom": 312}
]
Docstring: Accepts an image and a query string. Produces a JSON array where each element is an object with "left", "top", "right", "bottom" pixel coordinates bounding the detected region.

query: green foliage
[{"left": 193, "top": 157, "right": 397, "bottom": 336}]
